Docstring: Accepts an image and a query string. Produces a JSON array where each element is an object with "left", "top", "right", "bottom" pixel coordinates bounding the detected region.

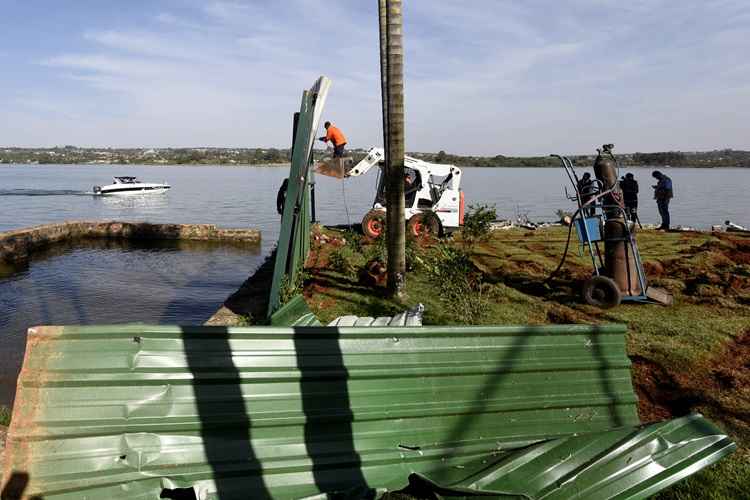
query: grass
[
  {"left": 303, "top": 225, "right": 750, "bottom": 499},
  {"left": 0, "top": 404, "right": 10, "bottom": 426}
]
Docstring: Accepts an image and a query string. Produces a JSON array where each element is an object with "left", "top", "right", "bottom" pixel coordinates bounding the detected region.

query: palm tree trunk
[
  {"left": 378, "top": 0, "right": 388, "bottom": 160},
  {"left": 382, "top": 0, "right": 406, "bottom": 297}
]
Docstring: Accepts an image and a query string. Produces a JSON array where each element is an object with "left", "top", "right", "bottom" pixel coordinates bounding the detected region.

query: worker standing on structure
[
  {"left": 619, "top": 173, "right": 639, "bottom": 221},
  {"left": 652, "top": 171, "right": 673, "bottom": 230},
  {"left": 319, "top": 121, "right": 348, "bottom": 158}
]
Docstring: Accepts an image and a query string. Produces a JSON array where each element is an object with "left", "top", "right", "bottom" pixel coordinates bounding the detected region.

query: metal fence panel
[{"left": 268, "top": 77, "right": 330, "bottom": 316}]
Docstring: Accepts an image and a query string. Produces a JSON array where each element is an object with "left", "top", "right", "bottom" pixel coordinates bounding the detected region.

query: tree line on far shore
[
  {"left": 2, "top": 146, "right": 749, "bottom": 168},
  {"left": 411, "top": 149, "right": 750, "bottom": 168}
]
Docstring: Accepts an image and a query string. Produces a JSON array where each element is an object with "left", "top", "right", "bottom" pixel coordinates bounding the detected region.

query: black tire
[
  {"left": 583, "top": 275, "right": 622, "bottom": 309},
  {"left": 407, "top": 212, "right": 441, "bottom": 238},
  {"left": 362, "top": 209, "right": 386, "bottom": 239}
]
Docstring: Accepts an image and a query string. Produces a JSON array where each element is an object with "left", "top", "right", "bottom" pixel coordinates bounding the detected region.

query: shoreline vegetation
[{"left": 2, "top": 146, "right": 750, "bottom": 168}]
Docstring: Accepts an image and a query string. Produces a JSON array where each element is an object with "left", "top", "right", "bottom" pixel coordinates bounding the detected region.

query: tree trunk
[
  {"left": 378, "top": 0, "right": 388, "bottom": 160},
  {"left": 383, "top": 0, "right": 406, "bottom": 297}
]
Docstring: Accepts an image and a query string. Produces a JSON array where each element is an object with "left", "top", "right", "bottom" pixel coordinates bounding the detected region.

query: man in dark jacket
[
  {"left": 652, "top": 171, "right": 674, "bottom": 230},
  {"left": 577, "top": 172, "right": 597, "bottom": 216},
  {"left": 619, "top": 173, "right": 639, "bottom": 222}
]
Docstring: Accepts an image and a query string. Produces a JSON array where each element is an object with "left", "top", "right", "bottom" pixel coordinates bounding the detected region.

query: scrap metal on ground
[{"left": 1, "top": 324, "right": 735, "bottom": 499}]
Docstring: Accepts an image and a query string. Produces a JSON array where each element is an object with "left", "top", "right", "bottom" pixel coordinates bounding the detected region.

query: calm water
[
  {"left": 2, "top": 164, "right": 748, "bottom": 235},
  {"left": 1, "top": 163, "right": 749, "bottom": 404}
]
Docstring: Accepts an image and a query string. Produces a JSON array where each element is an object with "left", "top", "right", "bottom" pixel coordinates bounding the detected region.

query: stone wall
[{"left": 0, "top": 221, "right": 261, "bottom": 263}]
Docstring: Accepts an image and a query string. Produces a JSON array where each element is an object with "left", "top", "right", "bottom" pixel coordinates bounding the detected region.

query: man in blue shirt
[{"left": 652, "top": 171, "right": 674, "bottom": 230}]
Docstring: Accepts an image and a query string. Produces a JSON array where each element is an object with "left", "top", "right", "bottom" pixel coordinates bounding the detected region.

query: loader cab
[
  {"left": 426, "top": 172, "right": 454, "bottom": 206},
  {"left": 372, "top": 166, "right": 423, "bottom": 209}
]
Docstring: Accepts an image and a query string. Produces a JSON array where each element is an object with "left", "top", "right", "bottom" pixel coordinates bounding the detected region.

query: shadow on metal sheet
[
  {"left": 180, "top": 326, "right": 272, "bottom": 500},
  {"left": 1, "top": 471, "right": 42, "bottom": 500},
  {"left": 439, "top": 324, "right": 625, "bottom": 462},
  {"left": 292, "top": 326, "right": 374, "bottom": 498}
]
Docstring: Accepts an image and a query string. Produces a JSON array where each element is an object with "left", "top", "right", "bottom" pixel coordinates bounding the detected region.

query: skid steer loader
[{"left": 334, "top": 147, "right": 465, "bottom": 238}]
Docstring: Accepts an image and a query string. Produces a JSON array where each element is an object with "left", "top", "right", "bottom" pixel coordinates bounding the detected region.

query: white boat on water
[{"left": 93, "top": 176, "right": 170, "bottom": 195}]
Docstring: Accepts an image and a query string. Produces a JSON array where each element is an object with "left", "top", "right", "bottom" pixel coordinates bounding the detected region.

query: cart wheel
[
  {"left": 583, "top": 276, "right": 621, "bottom": 309},
  {"left": 407, "top": 212, "right": 441, "bottom": 238},
  {"left": 362, "top": 209, "right": 386, "bottom": 239}
]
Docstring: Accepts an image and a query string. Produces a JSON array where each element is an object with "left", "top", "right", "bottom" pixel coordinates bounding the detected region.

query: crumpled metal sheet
[
  {"left": 0, "top": 324, "right": 733, "bottom": 499},
  {"left": 327, "top": 303, "right": 424, "bottom": 327},
  {"left": 405, "top": 414, "right": 735, "bottom": 499}
]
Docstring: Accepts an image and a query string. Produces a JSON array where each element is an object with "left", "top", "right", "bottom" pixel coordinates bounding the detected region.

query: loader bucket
[{"left": 313, "top": 157, "right": 353, "bottom": 178}]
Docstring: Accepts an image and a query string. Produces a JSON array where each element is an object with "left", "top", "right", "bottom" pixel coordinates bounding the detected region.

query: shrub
[
  {"left": 329, "top": 246, "right": 359, "bottom": 279},
  {"left": 0, "top": 404, "right": 10, "bottom": 426},
  {"left": 461, "top": 204, "right": 497, "bottom": 243},
  {"left": 424, "top": 243, "right": 491, "bottom": 324},
  {"left": 361, "top": 228, "right": 426, "bottom": 272},
  {"left": 342, "top": 229, "right": 364, "bottom": 253},
  {"left": 236, "top": 314, "right": 254, "bottom": 326},
  {"left": 279, "top": 269, "right": 307, "bottom": 306}
]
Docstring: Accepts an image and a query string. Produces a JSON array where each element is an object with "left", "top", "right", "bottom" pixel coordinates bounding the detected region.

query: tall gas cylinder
[{"left": 593, "top": 145, "right": 641, "bottom": 296}]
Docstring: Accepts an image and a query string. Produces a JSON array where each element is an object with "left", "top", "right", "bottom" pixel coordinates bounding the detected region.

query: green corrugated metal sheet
[
  {"left": 269, "top": 295, "right": 321, "bottom": 326},
  {"left": 405, "top": 414, "right": 735, "bottom": 499},
  {"left": 268, "top": 77, "right": 330, "bottom": 317},
  {"left": 1, "top": 323, "right": 733, "bottom": 499}
]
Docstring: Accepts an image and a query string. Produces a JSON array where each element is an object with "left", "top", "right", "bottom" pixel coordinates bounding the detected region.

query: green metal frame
[{"left": 268, "top": 77, "right": 330, "bottom": 317}]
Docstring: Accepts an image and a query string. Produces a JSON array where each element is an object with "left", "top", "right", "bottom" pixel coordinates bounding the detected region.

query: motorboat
[{"left": 93, "top": 176, "right": 170, "bottom": 195}]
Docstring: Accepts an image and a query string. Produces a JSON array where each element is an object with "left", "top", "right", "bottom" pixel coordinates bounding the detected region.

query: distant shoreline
[
  {"left": 2, "top": 163, "right": 748, "bottom": 169},
  {"left": 2, "top": 147, "right": 749, "bottom": 169}
]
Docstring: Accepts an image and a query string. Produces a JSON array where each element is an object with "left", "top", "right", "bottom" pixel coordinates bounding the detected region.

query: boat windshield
[{"left": 113, "top": 176, "right": 139, "bottom": 184}]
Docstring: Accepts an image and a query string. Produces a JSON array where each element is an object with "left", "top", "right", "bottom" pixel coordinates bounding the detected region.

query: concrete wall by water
[{"left": 0, "top": 221, "right": 261, "bottom": 263}]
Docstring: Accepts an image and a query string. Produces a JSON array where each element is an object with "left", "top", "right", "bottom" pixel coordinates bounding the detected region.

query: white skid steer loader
[{"left": 345, "top": 147, "right": 465, "bottom": 238}]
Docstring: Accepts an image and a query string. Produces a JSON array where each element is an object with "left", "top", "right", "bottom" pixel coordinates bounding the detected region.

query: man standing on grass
[
  {"left": 620, "top": 173, "right": 639, "bottom": 222},
  {"left": 319, "top": 121, "right": 347, "bottom": 158},
  {"left": 652, "top": 171, "right": 674, "bottom": 230}
]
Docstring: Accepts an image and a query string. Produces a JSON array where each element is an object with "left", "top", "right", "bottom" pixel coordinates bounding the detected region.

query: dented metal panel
[
  {"left": 407, "top": 414, "right": 735, "bottom": 499},
  {"left": 0, "top": 323, "right": 733, "bottom": 499}
]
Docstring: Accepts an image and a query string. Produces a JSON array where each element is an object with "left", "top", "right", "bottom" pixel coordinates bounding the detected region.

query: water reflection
[{"left": 94, "top": 193, "right": 171, "bottom": 210}]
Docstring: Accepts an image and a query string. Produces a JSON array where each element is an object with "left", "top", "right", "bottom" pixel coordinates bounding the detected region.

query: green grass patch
[{"left": 0, "top": 404, "right": 10, "bottom": 426}]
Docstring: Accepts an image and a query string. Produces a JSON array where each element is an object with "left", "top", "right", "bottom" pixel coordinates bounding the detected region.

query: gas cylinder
[{"left": 594, "top": 145, "right": 642, "bottom": 296}]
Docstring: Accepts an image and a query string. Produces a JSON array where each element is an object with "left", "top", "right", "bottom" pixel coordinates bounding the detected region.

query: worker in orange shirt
[{"left": 318, "top": 121, "right": 348, "bottom": 158}]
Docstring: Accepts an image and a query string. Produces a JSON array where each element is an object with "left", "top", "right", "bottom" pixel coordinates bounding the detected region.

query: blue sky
[{"left": 1, "top": 0, "right": 748, "bottom": 155}]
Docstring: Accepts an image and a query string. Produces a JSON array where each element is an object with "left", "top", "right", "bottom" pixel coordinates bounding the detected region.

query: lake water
[{"left": 1, "top": 163, "right": 749, "bottom": 404}]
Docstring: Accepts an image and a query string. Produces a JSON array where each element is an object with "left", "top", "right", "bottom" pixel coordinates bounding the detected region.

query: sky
[{"left": 1, "top": 0, "right": 748, "bottom": 155}]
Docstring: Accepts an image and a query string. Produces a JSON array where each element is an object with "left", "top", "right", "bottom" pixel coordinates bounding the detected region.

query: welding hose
[
  {"left": 545, "top": 186, "right": 617, "bottom": 285},
  {"left": 545, "top": 207, "right": 580, "bottom": 285}
]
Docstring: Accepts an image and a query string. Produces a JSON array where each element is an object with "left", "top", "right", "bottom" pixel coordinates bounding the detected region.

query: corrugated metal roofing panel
[
  {"left": 269, "top": 295, "right": 322, "bottom": 327},
  {"left": 406, "top": 414, "right": 735, "bottom": 499},
  {"left": 0, "top": 323, "right": 732, "bottom": 499}
]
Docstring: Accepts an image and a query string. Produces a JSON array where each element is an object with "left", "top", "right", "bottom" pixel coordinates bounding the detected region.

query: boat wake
[{"left": 0, "top": 189, "right": 90, "bottom": 197}]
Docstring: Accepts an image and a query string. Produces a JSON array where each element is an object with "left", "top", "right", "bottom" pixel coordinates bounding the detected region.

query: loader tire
[
  {"left": 407, "top": 212, "right": 441, "bottom": 238},
  {"left": 362, "top": 210, "right": 386, "bottom": 239},
  {"left": 583, "top": 275, "right": 621, "bottom": 309}
]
